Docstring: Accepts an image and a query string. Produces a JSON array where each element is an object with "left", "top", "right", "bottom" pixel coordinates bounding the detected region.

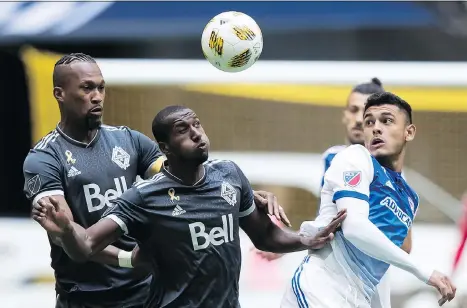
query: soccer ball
[{"left": 201, "top": 11, "right": 263, "bottom": 73}]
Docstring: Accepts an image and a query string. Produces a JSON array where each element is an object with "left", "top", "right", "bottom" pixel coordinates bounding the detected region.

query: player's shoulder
[
  {"left": 338, "top": 144, "right": 371, "bottom": 158},
  {"left": 322, "top": 144, "right": 347, "bottom": 160},
  {"left": 332, "top": 144, "right": 374, "bottom": 170},
  {"left": 27, "top": 130, "right": 62, "bottom": 161},
  {"left": 133, "top": 172, "right": 168, "bottom": 190},
  {"left": 204, "top": 159, "right": 238, "bottom": 173},
  {"left": 100, "top": 124, "right": 133, "bottom": 136}
]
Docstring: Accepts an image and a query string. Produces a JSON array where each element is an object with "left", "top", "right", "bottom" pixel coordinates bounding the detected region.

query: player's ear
[
  {"left": 53, "top": 87, "right": 65, "bottom": 103},
  {"left": 405, "top": 124, "right": 416, "bottom": 142},
  {"left": 159, "top": 142, "right": 170, "bottom": 156}
]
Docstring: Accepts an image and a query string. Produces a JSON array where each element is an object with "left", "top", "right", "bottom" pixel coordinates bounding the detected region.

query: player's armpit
[
  {"left": 403, "top": 227, "right": 413, "bottom": 253},
  {"left": 401, "top": 227, "right": 412, "bottom": 254}
]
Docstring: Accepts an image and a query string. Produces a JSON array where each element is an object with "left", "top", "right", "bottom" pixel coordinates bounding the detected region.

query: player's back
[
  {"left": 115, "top": 159, "right": 254, "bottom": 308},
  {"left": 321, "top": 145, "right": 419, "bottom": 300},
  {"left": 23, "top": 125, "right": 160, "bottom": 306}
]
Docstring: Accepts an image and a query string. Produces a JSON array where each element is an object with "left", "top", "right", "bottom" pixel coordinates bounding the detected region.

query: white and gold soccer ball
[{"left": 201, "top": 11, "right": 263, "bottom": 73}]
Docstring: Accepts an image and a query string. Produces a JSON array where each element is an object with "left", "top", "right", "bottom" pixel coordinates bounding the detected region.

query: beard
[{"left": 86, "top": 114, "right": 102, "bottom": 130}]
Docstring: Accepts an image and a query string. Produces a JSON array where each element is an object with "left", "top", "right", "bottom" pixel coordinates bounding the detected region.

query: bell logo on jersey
[
  {"left": 83, "top": 176, "right": 128, "bottom": 213},
  {"left": 380, "top": 196, "right": 412, "bottom": 228},
  {"left": 189, "top": 213, "right": 234, "bottom": 251}
]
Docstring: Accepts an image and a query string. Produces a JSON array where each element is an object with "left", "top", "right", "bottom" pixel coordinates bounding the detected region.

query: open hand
[
  {"left": 300, "top": 209, "right": 346, "bottom": 250},
  {"left": 253, "top": 190, "right": 292, "bottom": 227},
  {"left": 32, "top": 197, "right": 71, "bottom": 237}
]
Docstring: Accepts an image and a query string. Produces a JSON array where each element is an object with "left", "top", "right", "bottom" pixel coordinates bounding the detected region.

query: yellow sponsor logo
[
  {"left": 232, "top": 26, "right": 256, "bottom": 41},
  {"left": 208, "top": 30, "right": 224, "bottom": 56},
  {"left": 228, "top": 49, "right": 252, "bottom": 68}
]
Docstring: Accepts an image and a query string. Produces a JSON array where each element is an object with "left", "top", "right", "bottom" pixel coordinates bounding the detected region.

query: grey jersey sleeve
[
  {"left": 102, "top": 186, "right": 152, "bottom": 243},
  {"left": 129, "top": 129, "right": 165, "bottom": 179},
  {"left": 23, "top": 151, "right": 64, "bottom": 206},
  {"left": 232, "top": 162, "right": 256, "bottom": 218}
]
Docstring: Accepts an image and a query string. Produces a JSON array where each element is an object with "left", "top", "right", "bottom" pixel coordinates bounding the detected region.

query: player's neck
[
  {"left": 58, "top": 121, "right": 98, "bottom": 144},
  {"left": 166, "top": 161, "right": 205, "bottom": 186},
  {"left": 377, "top": 151, "right": 405, "bottom": 173}
]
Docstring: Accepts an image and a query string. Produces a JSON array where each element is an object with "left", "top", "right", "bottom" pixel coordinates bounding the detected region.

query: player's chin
[
  {"left": 194, "top": 151, "right": 209, "bottom": 164},
  {"left": 87, "top": 115, "right": 102, "bottom": 129}
]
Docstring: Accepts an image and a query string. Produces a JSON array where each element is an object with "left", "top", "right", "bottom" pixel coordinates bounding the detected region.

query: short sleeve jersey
[
  {"left": 22, "top": 125, "right": 164, "bottom": 305},
  {"left": 103, "top": 159, "right": 256, "bottom": 308}
]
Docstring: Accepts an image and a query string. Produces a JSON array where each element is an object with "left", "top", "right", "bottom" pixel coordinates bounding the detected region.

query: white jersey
[{"left": 283, "top": 145, "right": 418, "bottom": 308}]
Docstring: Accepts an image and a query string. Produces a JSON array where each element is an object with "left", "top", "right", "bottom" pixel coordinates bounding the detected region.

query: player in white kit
[{"left": 281, "top": 92, "right": 456, "bottom": 307}]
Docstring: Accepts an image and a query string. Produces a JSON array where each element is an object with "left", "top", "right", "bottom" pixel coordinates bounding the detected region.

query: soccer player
[
  {"left": 281, "top": 92, "right": 456, "bottom": 308},
  {"left": 33, "top": 105, "right": 347, "bottom": 308},
  {"left": 23, "top": 54, "right": 288, "bottom": 308}
]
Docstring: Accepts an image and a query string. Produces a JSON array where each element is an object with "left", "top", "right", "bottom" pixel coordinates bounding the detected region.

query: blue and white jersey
[
  {"left": 322, "top": 144, "right": 419, "bottom": 299},
  {"left": 321, "top": 145, "right": 347, "bottom": 187}
]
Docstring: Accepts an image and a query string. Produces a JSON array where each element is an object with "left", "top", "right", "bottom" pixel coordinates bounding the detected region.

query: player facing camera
[
  {"left": 151, "top": 105, "right": 210, "bottom": 177},
  {"left": 363, "top": 92, "right": 416, "bottom": 169},
  {"left": 33, "top": 105, "right": 346, "bottom": 307},
  {"left": 53, "top": 53, "right": 105, "bottom": 132}
]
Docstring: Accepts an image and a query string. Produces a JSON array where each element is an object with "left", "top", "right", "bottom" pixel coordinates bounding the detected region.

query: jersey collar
[
  {"left": 162, "top": 164, "right": 207, "bottom": 187},
  {"left": 56, "top": 123, "right": 101, "bottom": 148}
]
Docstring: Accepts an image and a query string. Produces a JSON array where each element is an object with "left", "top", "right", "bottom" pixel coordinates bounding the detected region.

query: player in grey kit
[
  {"left": 33, "top": 105, "right": 346, "bottom": 308},
  {"left": 23, "top": 53, "right": 166, "bottom": 308},
  {"left": 24, "top": 53, "right": 291, "bottom": 308}
]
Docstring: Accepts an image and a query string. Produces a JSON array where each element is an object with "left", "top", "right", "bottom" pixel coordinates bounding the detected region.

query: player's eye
[
  {"left": 193, "top": 121, "right": 201, "bottom": 128},
  {"left": 383, "top": 118, "right": 394, "bottom": 124},
  {"left": 364, "top": 119, "right": 374, "bottom": 126}
]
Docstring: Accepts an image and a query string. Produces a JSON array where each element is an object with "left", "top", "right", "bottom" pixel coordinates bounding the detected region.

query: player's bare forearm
[
  {"left": 59, "top": 219, "right": 122, "bottom": 262},
  {"left": 240, "top": 207, "right": 305, "bottom": 253},
  {"left": 50, "top": 232, "right": 120, "bottom": 265}
]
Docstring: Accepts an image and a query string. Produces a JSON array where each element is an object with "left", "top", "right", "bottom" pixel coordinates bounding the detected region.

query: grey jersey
[
  {"left": 103, "top": 159, "right": 256, "bottom": 308},
  {"left": 23, "top": 124, "right": 164, "bottom": 307}
]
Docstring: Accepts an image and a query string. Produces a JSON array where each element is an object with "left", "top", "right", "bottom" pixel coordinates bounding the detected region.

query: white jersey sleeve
[
  {"left": 323, "top": 144, "right": 374, "bottom": 203},
  {"left": 325, "top": 145, "right": 433, "bottom": 284}
]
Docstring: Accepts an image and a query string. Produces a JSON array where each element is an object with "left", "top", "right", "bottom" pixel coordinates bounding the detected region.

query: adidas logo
[
  {"left": 172, "top": 205, "right": 186, "bottom": 216},
  {"left": 67, "top": 166, "right": 81, "bottom": 178}
]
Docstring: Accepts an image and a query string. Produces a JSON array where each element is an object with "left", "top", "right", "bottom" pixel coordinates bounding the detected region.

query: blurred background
[{"left": 0, "top": 1, "right": 466, "bottom": 307}]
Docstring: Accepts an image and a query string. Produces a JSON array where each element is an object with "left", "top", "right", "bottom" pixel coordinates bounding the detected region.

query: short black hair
[
  {"left": 365, "top": 92, "right": 413, "bottom": 124},
  {"left": 352, "top": 77, "right": 385, "bottom": 95},
  {"left": 152, "top": 105, "right": 189, "bottom": 143},
  {"left": 53, "top": 53, "right": 97, "bottom": 87}
]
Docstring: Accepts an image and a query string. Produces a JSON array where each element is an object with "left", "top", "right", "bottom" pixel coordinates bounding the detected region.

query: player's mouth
[
  {"left": 89, "top": 106, "right": 103, "bottom": 116},
  {"left": 370, "top": 138, "right": 385, "bottom": 149},
  {"left": 196, "top": 142, "right": 208, "bottom": 150}
]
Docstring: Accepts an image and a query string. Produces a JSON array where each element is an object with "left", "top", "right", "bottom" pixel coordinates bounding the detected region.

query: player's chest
[
  {"left": 369, "top": 172, "right": 416, "bottom": 227},
  {"left": 153, "top": 181, "right": 242, "bottom": 225},
  {"left": 58, "top": 141, "right": 138, "bottom": 185}
]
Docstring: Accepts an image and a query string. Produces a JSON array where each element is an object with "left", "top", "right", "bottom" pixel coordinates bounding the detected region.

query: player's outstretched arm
[
  {"left": 326, "top": 145, "right": 456, "bottom": 305},
  {"left": 32, "top": 195, "right": 136, "bottom": 267},
  {"left": 34, "top": 197, "right": 124, "bottom": 263},
  {"left": 240, "top": 206, "right": 346, "bottom": 253}
]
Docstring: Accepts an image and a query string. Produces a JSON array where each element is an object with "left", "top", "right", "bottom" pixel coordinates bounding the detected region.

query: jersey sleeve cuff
[
  {"left": 104, "top": 214, "right": 129, "bottom": 235},
  {"left": 32, "top": 190, "right": 64, "bottom": 206},
  {"left": 239, "top": 201, "right": 256, "bottom": 218},
  {"left": 333, "top": 190, "right": 369, "bottom": 203}
]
